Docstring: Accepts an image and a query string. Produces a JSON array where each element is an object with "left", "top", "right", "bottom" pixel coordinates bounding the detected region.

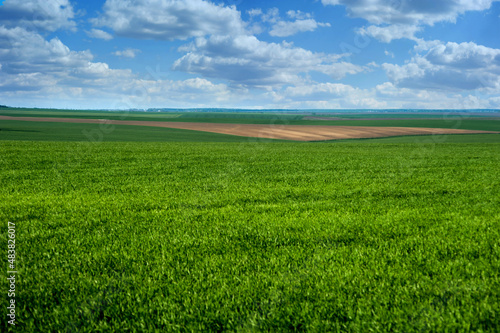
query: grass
[{"left": 1, "top": 140, "right": 499, "bottom": 332}]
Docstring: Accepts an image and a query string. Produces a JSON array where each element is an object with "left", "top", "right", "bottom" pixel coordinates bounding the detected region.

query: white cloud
[
  {"left": 265, "top": 80, "right": 500, "bottom": 109},
  {"left": 86, "top": 29, "right": 114, "bottom": 41},
  {"left": 0, "top": 25, "right": 247, "bottom": 108},
  {"left": 321, "top": 0, "right": 499, "bottom": 26},
  {"left": 323, "top": 0, "right": 499, "bottom": 43},
  {"left": 285, "top": 82, "right": 357, "bottom": 98},
  {"left": 286, "top": 10, "right": 311, "bottom": 20},
  {"left": 93, "top": 0, "right": 246, "bottom": 40},
  {"left": 0, "top": 0, "right": 76, "bottom": 32},
  {"left": 0, "top": 26, "right": 128, "bottom": 95},
  {"left": 143, "top": 78, "right": 232, "bottom": 104},
  {"left": 0, "top": 26, "right": 94, "bottom": 75},
  {"left": 173, "top": 34, "right": 364, "bottom": 86},
  {"left": 279, "top": 82, "right": 387, "bottom": 108},
  {"left": 0, "top": 72, "right": 58, "bottom": 92},
  {"left": 260, "top": 8, "right": 280, "bottom": 24},
  {"left": 91, "top": 1, "right": 358, "bottom": 94},
  {"left": 358, "top": 24, "right": 421, "bottom": 43},
  {"left": 268, "top": 80, "right": 500, "bottom": 110},
  {"left": 425, "top": 41, "right": 500, "bottom": 69},
  {"left": 383, "top": 41, "right": 500, "bottom": 91},
  {"left": 0, "top": 0, "right": 369, "bottom": 109},
  {"left": 247, "top": 9, "right": 263, "bottom": 17},
  {"left": 250, "top": 8, "right": 330, "bottom": 37},
  {"left": 114, "top": 48, "right": 141, "bottom": 58},
  {"left": 270, "top": 19, "right": 330, "bottom": 37},
  {"left": 375, "top": 82, "right": 500, "bottom": 109}
]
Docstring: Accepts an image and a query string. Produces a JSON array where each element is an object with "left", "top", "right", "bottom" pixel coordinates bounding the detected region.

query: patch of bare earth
[{"left": 1, "top": 116, "right": 498, "bottom": 141}]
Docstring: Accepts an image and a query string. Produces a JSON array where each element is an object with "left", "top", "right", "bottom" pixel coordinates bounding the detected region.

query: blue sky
[{"left": 1, "top": 0, "right": 500, "bottom": 109}]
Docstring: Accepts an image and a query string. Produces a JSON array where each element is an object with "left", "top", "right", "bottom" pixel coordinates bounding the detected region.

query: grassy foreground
[{"left": 1, "top": 140, "right": 499, "bottom": 332}]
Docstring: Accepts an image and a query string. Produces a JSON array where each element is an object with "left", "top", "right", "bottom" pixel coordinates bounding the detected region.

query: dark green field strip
[
  {"left": 0, "top": 120, "right": 283, "bottom": 142},
  {"left": 0, "top": 141, "right": 499, "bottom": 331}
]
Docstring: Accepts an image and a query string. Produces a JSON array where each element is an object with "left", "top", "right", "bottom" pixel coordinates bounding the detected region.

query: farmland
[
  {"left": 1, "top": 109, "right": 500, "bottom": 331},
  {"left": 2, "top": 116, "right": 498, "bottom": 141},
  {"left": 2, "top": 107, "right": 500, "bottom": 129},
  {"left": 1, "top": 107, "right": 500, "bottom": 142}
]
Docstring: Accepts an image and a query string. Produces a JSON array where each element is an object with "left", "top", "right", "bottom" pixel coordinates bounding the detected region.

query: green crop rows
[{"left": 1, "top": 139, "right": 499, "bottom": 332}]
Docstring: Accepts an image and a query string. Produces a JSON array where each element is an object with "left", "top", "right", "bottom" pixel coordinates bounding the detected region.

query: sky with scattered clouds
[{"left": 1, "top": 0, "right": 500, "bottom": 109}]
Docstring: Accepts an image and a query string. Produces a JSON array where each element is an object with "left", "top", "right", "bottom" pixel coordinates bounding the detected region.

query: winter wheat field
[{"left": 1, "top": 108, "right": 500, "bottom": 332}]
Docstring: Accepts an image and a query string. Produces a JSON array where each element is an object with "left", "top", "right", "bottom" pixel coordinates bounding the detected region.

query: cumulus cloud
[
  {"left": 278, "top": 82, "right": 387, "bottom": 108},
  {"left": 382, "top": 41, "right": 500, "bottom": 91},
  {"left": 249, "top": 8, "right": 330, "bottom": 37},
  {"left": 0, "top": 26, "right": 94, "bottom": 76},
  {"left": 0, "top": 25, "right": 244, "bottom": 108},
  {"left": 91, "top": 1, "right": 359, "bottom": 91},
  {"left": 323, "top": 0, "right": 499, "bottom": 43},
  {"left": 143, "top": 78, "right": 232, "bottom": 104},
  {"left": 0, "top": 26, "right": 129, "bottom": 95},
  {"left": 358, "top": 24, "right": 421, "bottom": 43},
  {"left": 375, "top": 82, "right": 499, "bottom": 109},
  {"left": 425, "top": 42, "right": 500, "bottom": 69},
  {"left": 285, "top": 82, "right": 357, "bottom": 99},
  {"left": 270, "top": 19, "right": 330, "bottom": 37},
  {"left": 93, "top": 0, "right": 246, "bottom": 40},
  {"left": 86, "top": 29, "right": 114, "bottom": 41},
  {"left": 321, "top": 0, "right": 498, "bottom": 26},
  {"left": 114, "top": 48, "right": 141, "bottom": 58},
  {"left": 0, "top": 0, "right": 76, "bottom": 32},
  {"left": 269, "top": 9, "right": 330, "bottom": 37},
  {"left": 0, "top": 0, "right": 369, "bottom": 108},
  {"left": 173, "top": 34, "right": 364, "bottom": 86},
  {"left": 264, "top": 80, "right": 500, "bottom": 109}
]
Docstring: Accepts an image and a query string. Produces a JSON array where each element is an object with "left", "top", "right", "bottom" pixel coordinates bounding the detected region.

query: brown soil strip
[{"left": 1, "top": 116, "right": 498, "bottom": 141}]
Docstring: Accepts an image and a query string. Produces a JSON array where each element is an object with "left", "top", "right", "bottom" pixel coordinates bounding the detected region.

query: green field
[{"left": 1, "top": 139, "right": 499, "bottom": 332}]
